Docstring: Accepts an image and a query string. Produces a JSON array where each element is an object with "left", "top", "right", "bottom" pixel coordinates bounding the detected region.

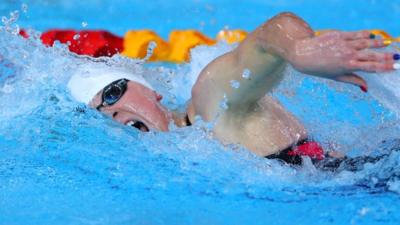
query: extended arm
[{"left": 191, "top": 12, "right": 395, "bottom": 121}]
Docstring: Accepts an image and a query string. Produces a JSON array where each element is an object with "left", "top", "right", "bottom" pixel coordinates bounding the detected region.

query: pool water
[{"left": 1, "top": 0, "right": 400, "bottom": 224}]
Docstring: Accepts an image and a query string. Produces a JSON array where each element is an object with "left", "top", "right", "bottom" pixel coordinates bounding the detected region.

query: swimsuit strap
[
  {"left": 288, "top": 141, "right": 325, "bottom": 160},
  {"left": 265, "top": 139, "right": 325, "bottom": 165}
]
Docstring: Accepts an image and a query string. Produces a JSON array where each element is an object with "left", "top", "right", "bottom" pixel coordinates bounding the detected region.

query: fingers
[
  {"left": 348, "top": 60, "right": 394, "bottom": 72},
  {"left": 341, "top": 30, "right": 371, "bottom": 40},
  {"left": 334, "top": 73, "right": 368, "bottom": 92},
  {"left": 349, "top": 39, "right": 388, "bottom": 50},
  {"left": 349, "top": 50, "right": 398, "bottom": 74},
  {"left": 355, "top": 51, "right": 395, "bottom": 62}
]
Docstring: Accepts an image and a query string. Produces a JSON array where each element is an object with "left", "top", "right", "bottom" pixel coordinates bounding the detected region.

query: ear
[{"left": 334, "top": 73, "right": 368, "bottom": 92}]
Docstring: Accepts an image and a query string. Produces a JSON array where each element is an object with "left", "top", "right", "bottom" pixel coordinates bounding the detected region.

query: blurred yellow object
[
  {"left": 371, "top": 29, "right": 400, "bottom": 43},
  {"left": 371, "top": 30, "right": 392, "bottom": 39},
  {"left": 384, "top": 40, "right": 393, "bottom": 46},
  {"left": 121, "top": 29, "right": 400, "bottom": 63},
  {"left": 216, "top": 29, "right": 248, "bottom": 44},
  {"left": 122, "top": 30, "right": 170, "bottom": 61},
  {"left": 168, "top": 30, "right": 216, "bottom": 62}
]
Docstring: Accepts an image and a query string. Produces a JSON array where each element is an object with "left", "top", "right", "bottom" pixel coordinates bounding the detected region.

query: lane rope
[{"left": 20, "top": 29, "right": 399, "bottom": 63}]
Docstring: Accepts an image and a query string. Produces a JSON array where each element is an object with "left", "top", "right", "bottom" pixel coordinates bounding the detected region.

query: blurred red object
[
  {"left": 40, "top": 30, "right": 123, "bottom": 57},
  {"left": 19, "top": 29, "right": 29, "bottom": 38}
]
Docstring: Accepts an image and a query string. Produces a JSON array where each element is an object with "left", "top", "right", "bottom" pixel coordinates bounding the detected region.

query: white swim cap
[{"left": 68, "top": 65, "right": 153, "bottom": 104}]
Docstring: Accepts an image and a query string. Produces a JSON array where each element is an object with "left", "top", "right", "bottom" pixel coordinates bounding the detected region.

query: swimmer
[{"left": 68, "top": 12, "right": 398, "bottom": 170}]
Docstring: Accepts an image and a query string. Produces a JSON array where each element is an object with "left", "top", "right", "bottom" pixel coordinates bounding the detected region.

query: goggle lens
[
  {"left": 96, "top": 79, "right": 129, "bottom": 110},
  {"left": 104, "top": 85, "right": 123, "bottom": 105}
]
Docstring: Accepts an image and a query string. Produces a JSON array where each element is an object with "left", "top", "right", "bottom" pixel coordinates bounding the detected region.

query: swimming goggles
[{"left": 96, "top": 78, "right": 129, "bottom": 110}]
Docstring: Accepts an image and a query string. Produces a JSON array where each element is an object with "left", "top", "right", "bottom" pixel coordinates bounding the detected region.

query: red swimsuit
[{"left": 265, "top": 140, "right": 325, "bottom": 165}]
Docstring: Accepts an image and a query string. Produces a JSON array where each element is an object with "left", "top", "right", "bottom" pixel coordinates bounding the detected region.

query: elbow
[
  {"left": 274, "top": 12, "right": 301, "bottom": 20},
  {"left": 251, "top": 11, "right": 314, "bottom": 59},
  {"left": 273, "top": 12, "right": 301, "bottom": 19},
  {"left": 271, "top": 12, "right": 305, "bottom": 26},
  {"left": 268, "top": 12, "right": 314, "bottom": 39}
]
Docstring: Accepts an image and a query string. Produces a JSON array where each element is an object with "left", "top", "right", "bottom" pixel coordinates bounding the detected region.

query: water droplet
[
  {"left": 73, "top": 34, "right": 80, "bottom": 40},
  {"left": 53, "top": 40, "right": 61, "bottom": 46},
  {"left": 81, "top": 21, "right": 88, "bottom": 28},
  {"left": 142, "top": 41, "right": 157, "bottom": 61},
  {"left": 230, "top": 80, "right": 240, "bottom": 89},
  {"left": 6, "top": 11, "right": 20, "bottom": 26},
  {"left": 358, "top": 207, "right": 370, "bottom": 216},
  {"left": 1, "top": 11, "right": 21, "bottom": 35},
  {"left": 9, "top": 11, "right": 19, "bottom": 21},
  {"left": 219, "top": 94, "right": 229, "bottom": 110},
  {"left": 148, "top": 41, "right": 157, "bottom": 49},
  {"left": 21, "top": 4, "right": 28, "bottom": 13},
  {"left": 242, "top": 68, "right": 251, "bottom": 79},
  {"left": 194, "top": 115, "right": 203, "bottom": 123},
  {"left": 11, "top": 24, "right": 20, "bottom": 35}
]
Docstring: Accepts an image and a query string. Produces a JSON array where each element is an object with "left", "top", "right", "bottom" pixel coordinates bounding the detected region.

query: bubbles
[
  {"left": 219, "top": 93, "right": 229, "bottom": 110},
  {"left": 1, "top": 10, "right": 20, "bottom": 35},
  {"left": 10, "top": 24, "right": 20, "bottom": 35},
  {"left": 358, "top": 207, "right": 370, "bottom": 216},
  {"left": 0, "top": 83, "right": 14, "bottom": 94},
  {"left": 81, "top": 21, "right": 88, "bottom": 28},
  {"left": 21, "top": 4, "right": 28, "bottom": 13},
  {"left": 3, "top": 10, "right": 19, "bottom": 25},
  {"left": 230, "top": 80, "right": 240, "bottom": 89},
  {"left": 389, "top": 179, "right": 400, "bottom": 193},
  {"left": 242, "top": 68, "right": 251, "bottom": 79}
]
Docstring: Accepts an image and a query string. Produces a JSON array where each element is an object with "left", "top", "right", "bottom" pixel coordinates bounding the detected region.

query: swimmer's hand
[{"left": 289, "top": 30, "right": 395, "bottom": 91}]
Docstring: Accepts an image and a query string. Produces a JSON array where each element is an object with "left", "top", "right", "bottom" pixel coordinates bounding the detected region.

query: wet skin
[
  {"left": 90, "top": 81, "right": 171, "bottom": 132},
  {"left": 90, "top": 12, "right": 396, "bottom": 157}
]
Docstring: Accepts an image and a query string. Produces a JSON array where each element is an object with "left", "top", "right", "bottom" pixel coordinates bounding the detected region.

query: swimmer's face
[{"left": 90, "top": 81, "right": 171, "bottom": 132}]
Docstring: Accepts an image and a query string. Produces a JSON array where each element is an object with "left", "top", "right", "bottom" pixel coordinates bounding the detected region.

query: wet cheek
[
  {"left": 121, "top": 102, "right": 152, "bottom": 120},
  {"left": 111, "top": 113, "right": 126, "bottom": 124}
]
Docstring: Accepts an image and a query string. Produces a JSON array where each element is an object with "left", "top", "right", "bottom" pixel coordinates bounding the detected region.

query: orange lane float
[
  {"left": 216, "top": 29, "right": 248, "bottom": 44},
  {"left": 19, "top": 29, "right": 399, "bottom": 63},
  {"left": 122, "top": 30, "right": 171, "bottom": 61},
  {"left": 167, "top": 30, "right": 216, "bottom": 62}
]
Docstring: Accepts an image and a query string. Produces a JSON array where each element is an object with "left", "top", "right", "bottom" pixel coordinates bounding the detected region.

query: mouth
[{"left": 126, "top": 120, "right": 150, "bottom": 132}]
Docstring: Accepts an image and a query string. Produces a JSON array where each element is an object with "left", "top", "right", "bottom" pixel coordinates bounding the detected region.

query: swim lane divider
[{"left": 18, "top": 29, "right": 398, "bottom": 63}]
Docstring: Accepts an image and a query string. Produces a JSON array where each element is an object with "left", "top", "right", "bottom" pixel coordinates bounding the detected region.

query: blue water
[{"left": 1, "top": 0, "right": 400, "bottom": 224}]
